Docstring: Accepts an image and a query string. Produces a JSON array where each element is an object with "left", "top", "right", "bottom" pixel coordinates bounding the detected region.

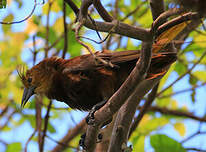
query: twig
[
  {"left": 47, "top": 33, "right": 64, "bottom": 51},
  {"left": 0, "top": 105, "right": 9, "bottom": 117},
  {"left": 44, "top": 0, "right": 53, "bottom": 58},
  {"left": 0, "top": 0, "right": 44, "bottom": 24},
  {"left": 0, "top": 139, "right": 7, "bottom": 145},
  {"left": 35, "top": 97, "right": 43, "bottom": 152},
  {"left": 121, "top": 1, "right": 146, "bottom": 21},
  {"left": 46, "top": 134, "right": 78, "bottom": 150},
  {"left": 0, "top": 110, "right": 16, "bottom": 130},
  {"left": 62, "top": 2, "right": 68, "bottom": 59},
  {"left": 185, "top": 147, "right": 206, "bottom": 152},
  {"left": 40, "top": 100, "right": 53, "bottom": 152},
  {"left": 159, "top": 82, "right": 206, "bottom": 99},
  {"left": 64, "top": 0, "right": 151, "bottom": 41},
  {"left": 24, "top": 130, "right": 37, "bottom": 152},
  {"left": 51, "top": 119, "right": 86, "bottom": 152},
  {"left": 157, "top": 50, "right": 206, "bottom": 96},
  {"left": 181, "top": 131, "right": 206, "bottom": 144},
  {"left": 148, "top": 106, "right": 206, "bottom": 122}
]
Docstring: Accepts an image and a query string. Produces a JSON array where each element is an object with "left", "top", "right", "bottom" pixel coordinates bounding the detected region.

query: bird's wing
[
  {"left": 62, "top": 50, "right": 177, "bottom": 75},
  {"left": 62, "top": 50, "right": 141, "bottom": 74}
]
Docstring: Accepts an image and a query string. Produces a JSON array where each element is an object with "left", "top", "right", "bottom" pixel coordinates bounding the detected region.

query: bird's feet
[
  {"left": 79, "top": 133, "right": 103, "bottom": 149},
  {"left": 86, "top": 109, "right": 95, "bottom": 125},
  {"left": 86, "top": 100, "right": 107, "bottom": 125},
  {"left": 79, "top": 133, "right": 86, "bottom": 150}
]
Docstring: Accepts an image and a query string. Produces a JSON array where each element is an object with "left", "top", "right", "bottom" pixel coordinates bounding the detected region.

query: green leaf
[
  {"left": 47, "top": 122, "right": 56, "bottom": 133},
  {"left": 191, "top": 90, "right": 196, "bottom": 103},
  {"left": 0, "top": 0, "right": 7, "bottom": 9},
  {"left": 138, "top": 116, "right": 169, "bottom": 134},
  {"left": 132, "top": 135, "right": 145, "bottom": 152},
  {"left": 189, "top": 75, "right": 198, "bottom": 85},
  {"left": 150, "top": 134, "right": 186, "bottom": 152},
  {"left": 6, "top": 142, "right": 22, "bottom": 152},
  {"left": 174, "top": 61, "right": 187, "bottom": 76},
  {"left": 68, "top": 30, "right": 81, "bottom": 57},
  {"left": 2, "top": 14, "right": 14, "bottom": 33},
  {"left": 192, "top": 71, "right": 206, "bottom": 82}
]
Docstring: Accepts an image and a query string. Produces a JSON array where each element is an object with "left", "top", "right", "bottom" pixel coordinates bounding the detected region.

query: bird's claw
[
  {"left": 97, "top": 133, "right": 103, "bottom": 143},
  {"left": 79, "top": 133, "right": 86, "bottom": 150},
  {"left": 86, "top": 109, "right": 96, "bottom": 125},
  {"left": 79, "top": 133, "right": 103, "bottom": 149}
]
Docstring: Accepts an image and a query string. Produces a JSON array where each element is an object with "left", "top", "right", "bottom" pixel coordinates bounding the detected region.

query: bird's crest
[{"left": 17, "top": 65, "right": 28, "bottom": 88}]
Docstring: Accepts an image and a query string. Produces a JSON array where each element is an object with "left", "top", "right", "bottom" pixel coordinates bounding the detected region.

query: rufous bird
[{"left": 18, "top": 50, "right": 176, "bottom": 111}]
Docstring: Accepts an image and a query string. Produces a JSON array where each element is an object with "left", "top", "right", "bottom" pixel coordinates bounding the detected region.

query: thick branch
[
  {"left": 64, "top": 0, "right": 150, "bottom": 41},
  {"left": 107, "top": 41, "right": 153, "bottom": 152},
  {"left": 156, "top": 12, "right": 199, "bottom": 36},
  {"left": 149, "top": 0, "right": 165, "bottom": 21},
  {"left": 93, "top": 0, "right": 113, "bottom": 22}
]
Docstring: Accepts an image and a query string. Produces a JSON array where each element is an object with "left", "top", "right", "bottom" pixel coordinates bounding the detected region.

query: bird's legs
[{"left": 86, "top": 100, "right": 107, "bottom": 125}]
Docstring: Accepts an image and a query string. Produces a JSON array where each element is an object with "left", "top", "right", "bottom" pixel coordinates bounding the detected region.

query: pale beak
[{"left": 21, "top": 86, "right": 35, "bottom": 108}]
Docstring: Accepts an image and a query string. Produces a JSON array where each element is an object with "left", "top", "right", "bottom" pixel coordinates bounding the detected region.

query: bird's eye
[{"left": 28, "top": 77, "right": 32, "bottom": 83}]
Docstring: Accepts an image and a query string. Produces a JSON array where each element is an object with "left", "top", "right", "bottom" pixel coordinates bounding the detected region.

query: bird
[{"left": 18, "top": 50, "right": 177, "bottom": 111}]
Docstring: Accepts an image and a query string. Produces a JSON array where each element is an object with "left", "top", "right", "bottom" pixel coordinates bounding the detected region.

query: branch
[
  {"left": 158, "top": 82, "right": 206, "bottom": 99},
  {"left": 0, "top": 110, "right": 16, "bottom": 130},
  {"left": 24, "top": 130, "right": 37, "bottom": 152},
  {"left": 64, "top": 0, "right": 79, "bottom": 15},
  {"left": 83, "top": 41, "right": 154, "bottom": 151},
  {"left": 152, "top": 8, "right": 184, "bottom": 34},
  {"left": 93, "top": 0, "right": 113, "bottom": 22},
  {"left": 35, "top": 97, "right": 43, "bottom": 152},
  {"left": 0, "top": 0, "right": 44, "bottom": 24},
  {"left": 148, "top": 106, "right": 206, "bottom": 122},
  {"left": 62, "top": 2, "right": 68, "bottom": 59},
  {"left": 181, "top": 131, "right": 206, "bottom": 144},
  {"left": 149, "top": 0, "right": 165, "bottom": 21},
  {"left": 64, "top": 0, "right": 150, "bottom": 41},
  {"left": 185, "top": 147, "right": 206, "bottom": 152},
  {"left": 40, "top": 100, "right": 52, "bottom": 152},
  {"left": 156, "top": 12, "right": 199, "bottom": 37},
  {"left": 121, "top": 1, "right": 146, "bottom": 21},
  {"left": 44, "top": 0, "right": 52, "bottom": 57},
  {"left": 108, "top": 41, "right": 153, "bottom": 152}
]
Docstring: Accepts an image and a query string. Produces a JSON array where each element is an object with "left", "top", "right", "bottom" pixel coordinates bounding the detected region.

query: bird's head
[{"left": 17, "top": 60, "right": 58, "bottom": 108}]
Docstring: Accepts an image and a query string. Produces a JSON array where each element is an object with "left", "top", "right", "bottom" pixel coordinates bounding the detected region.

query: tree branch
[
  {"left": 107, "top": 41, "right": 153, "bottom": 152},
  {"left": 93, "top": 0, "right": 113, "bottom": 22}
]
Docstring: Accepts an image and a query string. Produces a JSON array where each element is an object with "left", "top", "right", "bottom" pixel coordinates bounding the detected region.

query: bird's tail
[{"left": 97, "top": 50, "right": 177, "bottom": 79}]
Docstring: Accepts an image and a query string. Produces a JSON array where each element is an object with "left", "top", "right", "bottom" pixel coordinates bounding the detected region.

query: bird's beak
[{"left": 21, "top": 86, "right": 35, "bottom": 108}]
